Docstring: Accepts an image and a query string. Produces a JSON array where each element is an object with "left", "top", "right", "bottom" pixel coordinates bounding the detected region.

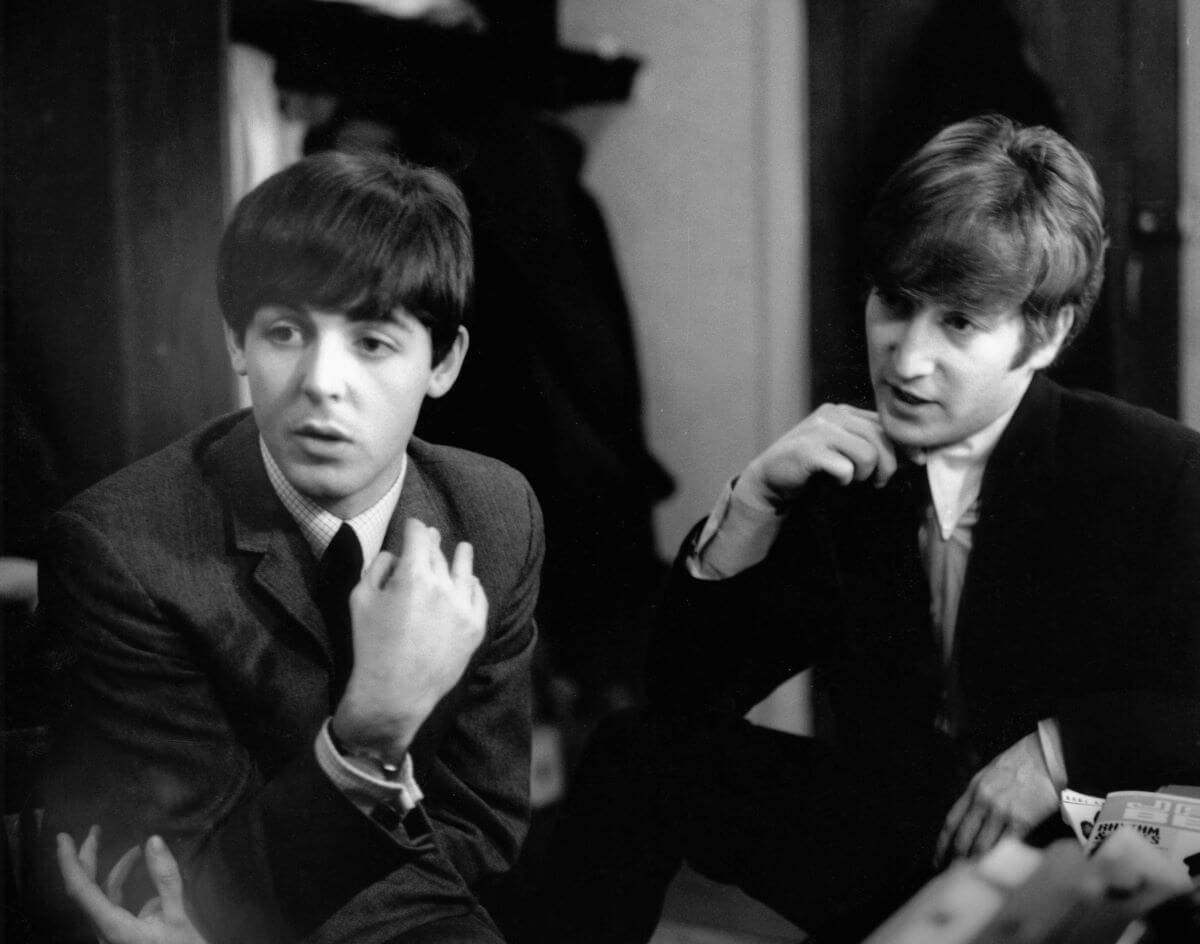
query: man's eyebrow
[
  {"left": 371, "top": 310, "right": 418, "bottom": 333},
  {"left": 262, "top": 303, "right": 304, "bottom": 319},
  {"left": 943, "top": 300, "right": 1004, "bottom": 322}
]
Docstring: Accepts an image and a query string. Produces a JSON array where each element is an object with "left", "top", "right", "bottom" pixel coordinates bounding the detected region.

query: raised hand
[
  {"left": 56, "top": 826, "right": 208, "bottom": 944},
  {"left": 332, "top": 517, "right": 488, "bottom": 762},
  {"left": 736, "top": 404, "right": 899, "bottom": 510}
]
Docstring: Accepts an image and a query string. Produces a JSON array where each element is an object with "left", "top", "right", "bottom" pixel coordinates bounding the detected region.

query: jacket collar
[
  {"left": 201, "top": 413, "right": 450, "bottom": 662},
  {"left": 978, "top": 371, "right": 1060, "bottom": 512},
  {"left": 204, "top": 413, "right": 328, "bottom": 657}
]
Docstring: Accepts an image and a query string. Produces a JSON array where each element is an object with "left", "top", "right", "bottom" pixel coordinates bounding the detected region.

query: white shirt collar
[
  {"left": 909, "top": 395, "right": 1023, "bottom": 540},
  {"left": 259, "top": 438, "right": 406, "bottom": 567}
]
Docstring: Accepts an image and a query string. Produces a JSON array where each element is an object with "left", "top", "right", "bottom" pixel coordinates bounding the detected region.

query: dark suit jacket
[
  {"left": 36, "top": 410, "right": 543, "bottom": 943},
  {"left": 653, "top": 375, "right": 1200, "bottom": 797}
]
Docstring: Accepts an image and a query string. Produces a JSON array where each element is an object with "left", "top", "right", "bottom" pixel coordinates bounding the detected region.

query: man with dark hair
[
  {"left": 37, "top": 151, "right": 543, "bottom": 943},
  {"left": 535, "top": 116, "right": 1200, "bottom": 943}
]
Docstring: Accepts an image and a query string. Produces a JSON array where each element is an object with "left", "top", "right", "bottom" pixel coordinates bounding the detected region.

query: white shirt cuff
[
  {"left": 686, "top": 476, "right": 785, "bottom": 580},
  {"left": 314, "top": 719, "right": 423, "bottom": 818},
  {"left": 1037, "top": 717, "right": 1069, "bottom": 792}
]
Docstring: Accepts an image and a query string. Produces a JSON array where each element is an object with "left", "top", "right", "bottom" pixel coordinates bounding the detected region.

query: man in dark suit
[
  {"left": 533, "top": 116, "right": 1200, "bottom": 942},
  {"left": 36, "top": 151, "right": 543, "bottom": 944}
]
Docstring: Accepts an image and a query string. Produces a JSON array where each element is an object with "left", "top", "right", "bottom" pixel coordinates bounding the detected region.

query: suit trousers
[{"left": 530, "top": 708, "right": 964, "bottom": 944}]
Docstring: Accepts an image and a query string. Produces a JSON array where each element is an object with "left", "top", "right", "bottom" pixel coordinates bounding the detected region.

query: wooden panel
[
  {"left": 3, "top": 4, "right": 127, "bottom": 494},
  {"left": 1126, "top": 0, "right": 1181, "bottom": 414},
  {"left": 2, "top": 1, "right": 229, "bottom": 498},
  {"left": 109, "top": 1, "right": 232, "bottom": 460}
]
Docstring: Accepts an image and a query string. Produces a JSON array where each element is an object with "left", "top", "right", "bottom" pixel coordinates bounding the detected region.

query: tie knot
[
  {"left": 322, "top": 523, "right": 363, "bottom": 591},
  {"left": 891, "top": 458, "right": 931, "bottom": 518}
]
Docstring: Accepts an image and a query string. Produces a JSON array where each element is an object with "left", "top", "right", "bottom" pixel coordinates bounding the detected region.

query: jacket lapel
[
  {"left": 967, "top": 372, "right": 1059, "bottom": 597},
  {"left": 203, "top": 414, "right": 331, "bottom": 662},
  {"left": 954, "top": 374, "right": 1061, "bottom": 733},
  {"left": 382, "top": 446, "right": 456, "bottom": 555}
]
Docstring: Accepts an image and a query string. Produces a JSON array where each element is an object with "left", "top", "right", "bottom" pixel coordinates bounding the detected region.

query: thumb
[{"left": 144, "top": 836, "right": 188, "bottom": 923}]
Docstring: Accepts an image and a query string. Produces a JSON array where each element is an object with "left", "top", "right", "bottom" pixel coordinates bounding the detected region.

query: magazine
[{"left": 1072, "top": 789, "right": 1200, "bottom": 879}]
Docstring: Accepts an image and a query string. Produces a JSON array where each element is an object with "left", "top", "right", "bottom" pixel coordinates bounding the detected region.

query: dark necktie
[
  {"left": 892, "top": 455, "right": 932, "bottom": 526},
  {"left": 319, "top": 523, "right": 363, "bottom": 703}
]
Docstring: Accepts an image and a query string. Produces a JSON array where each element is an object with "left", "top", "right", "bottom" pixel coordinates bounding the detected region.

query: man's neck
[
  {"left": 909, "top": 400, "right": 1022, "bottom": 539},
  {"left": 258, "top": 439, "right": 407, "bottom": 561}
]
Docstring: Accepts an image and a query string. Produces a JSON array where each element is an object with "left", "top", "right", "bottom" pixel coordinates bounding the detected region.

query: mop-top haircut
[
  {"left": 218, "top": 150, "right": 472, "bottom": 364},
  {"left": 863, "top": 114, "right": 1107, "bottom": 362}
]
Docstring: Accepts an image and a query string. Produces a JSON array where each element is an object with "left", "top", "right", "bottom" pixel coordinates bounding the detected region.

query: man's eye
[
  {"left": 357, "top": 335, "right": 398, "bottom": 356},
  {"left": 943, "top": 313, "right": 977, "bottom": 334},
  {"left": 266, "top": 324, "right": 302, "bottom": 344},
  {"left": 876, "top": 288, "right": 910, "bottom": 315}
]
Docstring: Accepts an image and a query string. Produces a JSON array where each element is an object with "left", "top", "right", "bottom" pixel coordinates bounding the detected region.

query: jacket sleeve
[{"left": 649, "top": 505, "right": 842, "bottom": 720}]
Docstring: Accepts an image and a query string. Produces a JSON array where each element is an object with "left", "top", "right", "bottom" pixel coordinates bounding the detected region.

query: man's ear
[
  {"left": 224, "top": 323, "right": 248, "bottom": 376},
  {"left": 1026, "top": 306, "right": 1075, "bottom": 371},
  {"left": 427, "top": 326, "right": 469, "bottom": 399}
]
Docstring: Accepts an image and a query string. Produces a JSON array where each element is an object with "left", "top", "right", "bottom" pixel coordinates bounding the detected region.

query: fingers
[
  {"left": 450, "top": 541, "right": 474, "bottom": 585},
  {"left": 103, "top": 844, "right": 142, "bottom": 908},
  {"left": 472, "top": 576, "right": 489, "bottom": 627},
  {"left": 397, "top": 519, "right": 449, "bottom": 577},
  {"left": 936, "top": 791, "right": 970, "bottom": 865},
  {"left": 969, "top": 810, "right": 1010, "bottom": 859},
  {"left": 79, "top": 823, "right": 100, "bottom": 880},
  {"left": 426, "top": 527, "right": 449, "bottom": 578},
  {"left": 756, "top": 404, "right": 900, "bottom": 499},
  {"left": 937, "top": 790, "right": 1017, "bottom": 866},
  {"left": 363, "top": 550, "right": 397, "bottom": 589},
  {"left": 56, "top": 832, "right": 139, "bottom": 944},
  {"left": 144, "top": 835, "right": 189, "bottom": 924},
  {"left": 813, "top": 427, "right": 883, "bottom": 486},
  {"left": 827, "top": 409, "right": 898, "bottom": 486},
  {"left": 55, "top": 832, "right": 83, "bottom": 886},
  {"left": 138, "top": 896, "right": 165, "bottom": 921},
  {"left": 400, "top": 517, "right": 431, "bottom": 568},
  {"left": 451, "top": 542, "right": 488, "bottom": 627}
]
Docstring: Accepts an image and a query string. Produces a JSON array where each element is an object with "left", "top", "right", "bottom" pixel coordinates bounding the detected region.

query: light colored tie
[{"left": 920, "top": 500, "right": 977, "bottom": 737}]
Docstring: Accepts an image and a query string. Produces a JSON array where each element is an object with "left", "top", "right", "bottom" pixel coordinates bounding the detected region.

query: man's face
[
  {"left": 865, "top": 289, "right": 1062, "bottom": 450},
  {"left": 227, "top": 305, "right": 465, "bottom": 518}
]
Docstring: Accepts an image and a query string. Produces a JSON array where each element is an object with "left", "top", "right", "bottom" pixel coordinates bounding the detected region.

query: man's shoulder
[
  {"left": 408, "top": 437, "right": 539, "bottom": 515},
  {"left": 54, "top": 411, "right": 251, "bottom": 536},
  {"left": 1055, "top": 384, "right": 1200, "bottom": 476},
  {"left": 407, "top": 438, "right": 544, "bottom": 606}
]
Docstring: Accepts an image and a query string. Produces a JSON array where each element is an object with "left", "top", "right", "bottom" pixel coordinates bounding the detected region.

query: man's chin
[
  {"left": 878, "top": 414, "right": 942, "bottom": 450},
  {"left": 281, "top": 467, "right": 356, "bottom": 507}
]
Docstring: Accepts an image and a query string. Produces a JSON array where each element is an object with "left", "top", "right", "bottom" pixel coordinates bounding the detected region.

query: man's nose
[
  {"left": 300, "top": 334, "right": 350, "bottom": 401},
  {"left": 890, "top": 312, "right": 937, "bottom": 379}
]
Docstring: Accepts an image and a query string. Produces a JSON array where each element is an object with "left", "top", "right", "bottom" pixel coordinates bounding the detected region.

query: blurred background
[{"left": 4, "top": 2, "right": 1200, "bottom": 941}]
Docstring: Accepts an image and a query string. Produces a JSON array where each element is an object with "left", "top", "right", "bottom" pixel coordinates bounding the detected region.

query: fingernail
[{"left": 148, "top": 835, "right": 164, "bottom": 852}]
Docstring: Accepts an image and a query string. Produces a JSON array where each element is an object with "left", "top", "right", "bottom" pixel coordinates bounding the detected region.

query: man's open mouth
[
  {"left": 888, "top": 385, "right": 934, "bottom": 407},
  {"left": 295, "top": 422, "right": 351, "bottom": 442}
]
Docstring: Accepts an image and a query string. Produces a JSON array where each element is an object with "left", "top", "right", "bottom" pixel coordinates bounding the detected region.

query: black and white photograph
[{"left": 4, "top": 2, "right": 1200, "bottom": 942}]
